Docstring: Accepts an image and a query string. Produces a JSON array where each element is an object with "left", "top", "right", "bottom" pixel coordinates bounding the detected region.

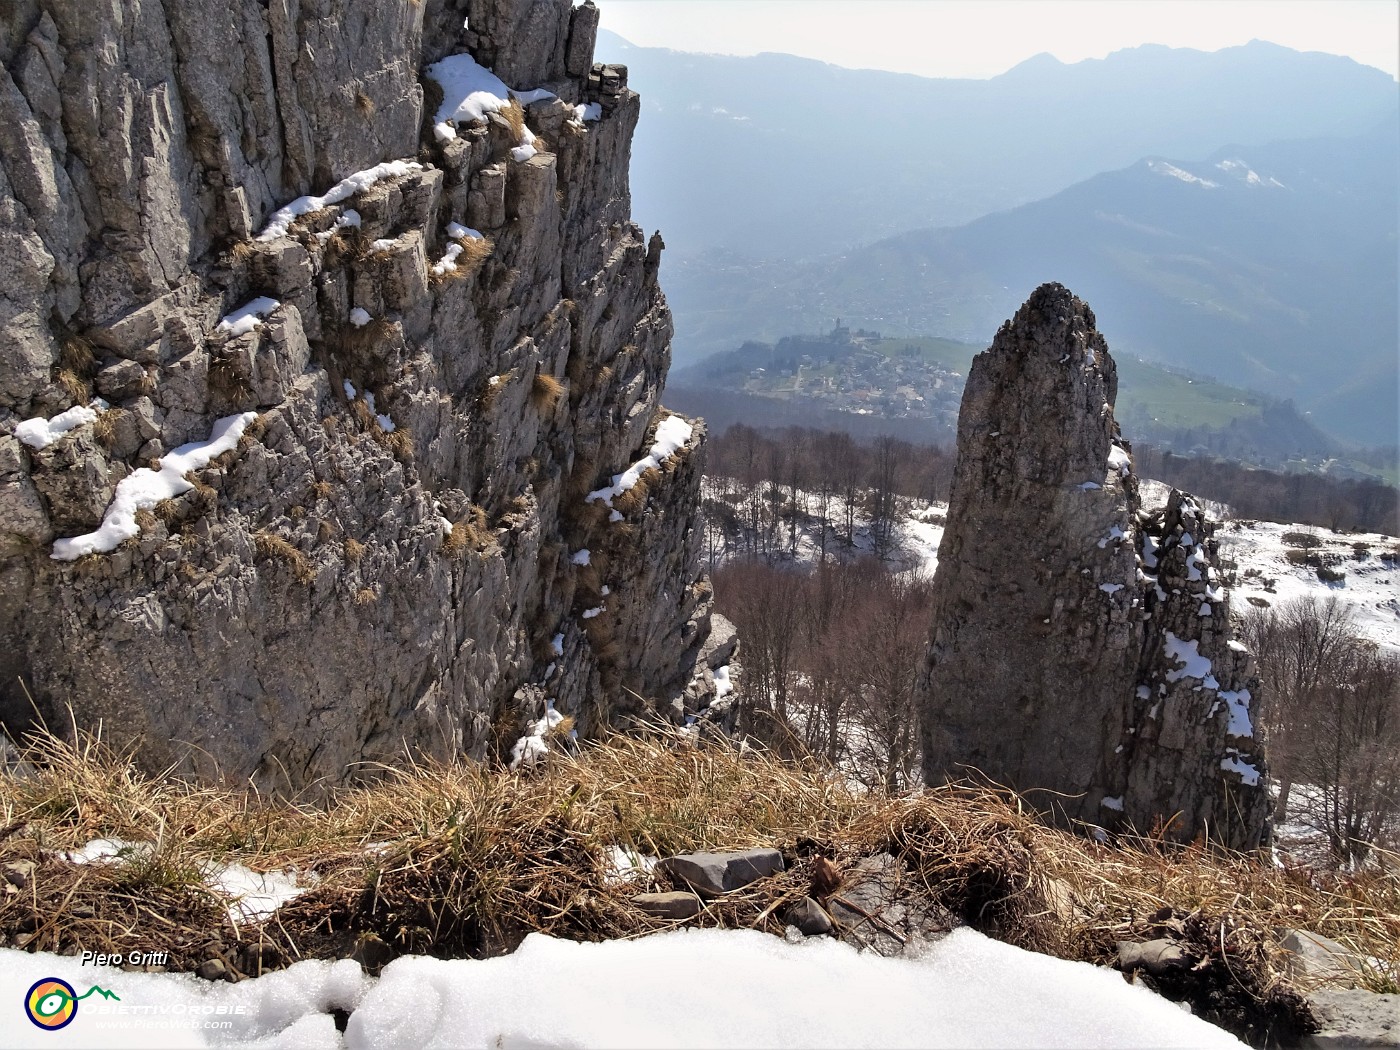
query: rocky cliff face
[
  {"left": 0, "top": 0, "right": 735, "bottom": 788},
  {"left": 917, "top": 283, "right": 1268, "bottom": 849}
]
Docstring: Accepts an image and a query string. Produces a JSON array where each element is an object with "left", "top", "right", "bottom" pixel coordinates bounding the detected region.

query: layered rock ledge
[{"left": 0, "top": 0, "right": 731, "bottom": 787}]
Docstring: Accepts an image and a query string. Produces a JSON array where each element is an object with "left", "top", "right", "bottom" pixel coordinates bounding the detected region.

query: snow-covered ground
[
  {"left": 3, "top": 927, "right": 1243, "bottom": 1048},
  {"left": 1213, "top": 519, "right": 1399, "bottom": 654}
]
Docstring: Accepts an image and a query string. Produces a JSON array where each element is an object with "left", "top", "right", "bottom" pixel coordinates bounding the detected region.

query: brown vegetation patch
[
  {"left": 253, "top": 530, "right": 314, "bottom": 585},
  {"left": 531, "top": 372, "right": 564, "bottom": 412}
]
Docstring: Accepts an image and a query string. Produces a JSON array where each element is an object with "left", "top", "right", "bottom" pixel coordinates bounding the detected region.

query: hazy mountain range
[{"left": 600, "top": 31, "right": 1399, "bottom": 448}]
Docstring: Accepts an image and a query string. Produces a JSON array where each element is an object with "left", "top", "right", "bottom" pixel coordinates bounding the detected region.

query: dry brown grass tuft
[
  {"left": 134, "top": 508, "right": 158, "bottom": 531},
  {"left": 531, "top": 371, "right": 565, "bottom": 412},
  {"left": 501, "top": 98, "right": 526, "bottom": 143},
  {"left": 309, "top": 480, "right": 333, "bottom": 501},
  {"left": 343, "top": 536, "right": 365, "bottom": 563},
  {"left": 441, "top": 520, "right": 477, "bottom": 557},
  {"left": 316, "top": 519, "right": 335, "bottom": 544},
  {"left": 208, "top": 352, "right": 251, "bottom": 403},
  {"left": 354, "top": 586, "right": 377, "bottom": 606},
  {"left": 56, "top": 367, "right": 89, "bottom": 403},
  {"left": 612, "top": 478, "right": 649, "bottom": 516},
  {"left": 382, "top": 428, "right": 415, "bottom": 462},
  {"left": 92, "top": 410, "right": 121, "bottom": 450},
  {"left": 59, "top": 335, "right": 97, "bottom": 380},
  {"left": 253, "top": 530, "right": 314, "bottom": 585},
  {"left": 354, "top": 90, "right": 375, "bottom": 116},
  {"left": 457, "top": 234, "right": 494, "bottom": 269},
  {"left": 481, "top": 370, "right": 513, "bottom": 409}
]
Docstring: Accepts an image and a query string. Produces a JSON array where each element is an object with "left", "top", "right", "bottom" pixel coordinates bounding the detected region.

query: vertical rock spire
[{"left": 917, "top": 283, "right": 1268, "bottom": 849}]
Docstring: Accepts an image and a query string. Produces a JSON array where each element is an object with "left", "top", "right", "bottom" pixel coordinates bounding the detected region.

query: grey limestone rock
[
  {"left": 0, "top": 0, "right": 725, "bottom": 789},
  {"left": 917, "top": 283, "right": 1268, "bottom": 849},
  {"left": 657, "top": 847, "right": 785, "bottom": 898},
  {"left": 1303, "top": 989, "right": 1399, "bottom": 1048},
  {"left": 631, "top": 891, "right": 703, "bottom": 920},
  {"left": 784, "top": 896, "right": 834, "bottom": 937}
]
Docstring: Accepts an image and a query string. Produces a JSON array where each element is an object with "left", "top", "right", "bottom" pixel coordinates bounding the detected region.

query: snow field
[{"left": 0, "top": 927, "right": 1244, "bottom": 1048}]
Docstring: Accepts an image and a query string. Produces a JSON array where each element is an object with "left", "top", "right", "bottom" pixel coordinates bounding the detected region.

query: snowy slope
[
  {"left": 704, "top": 477, "right": 1398, "bottom": 653},
  {"left": 1213, "top": 520, "right": 1399, "bottom": 653},
  {"left": 2, "top": 928, "right": 1243, "bottom": 1048}
]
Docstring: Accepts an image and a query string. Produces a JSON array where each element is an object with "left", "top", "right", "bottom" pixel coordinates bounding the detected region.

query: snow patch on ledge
[
  {"left": 255, "top": 161, "right": 423, "bottom": 241},
  {"left": 16, "top": 399, "right": 108, "bottom": 450},
  {"left": 585, "top": 415, "right": 694, "bottom": 507},
  {"left": 216, "top": 296, "right": 280, "bottom": 337},
  {"left": 52, "top": 412, "right": 259, "bottom": 561}
]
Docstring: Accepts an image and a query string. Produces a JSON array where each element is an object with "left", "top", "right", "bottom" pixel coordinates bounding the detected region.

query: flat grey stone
[
  {"left": 1117, "top": 939, "right": 1191, "bottom": 976},
  {"left": 1281, "top": 928, "right": 1367, "bottom": 986},
  {"left": 658, "top": 848, "right": 785, "bottom": 897},
  {"left": 632, "top": 891, "right": 702, "bottom": 920},
  {"left": 1303, "top": 989, "right": 1399, "bottom": 1048}
]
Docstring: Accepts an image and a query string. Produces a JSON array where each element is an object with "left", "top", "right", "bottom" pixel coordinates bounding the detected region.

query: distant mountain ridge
[
  {"left": 795, "top": 123, "right": 1399, "bottom": 445},
  {"left": 602, "top": 30, "right": 1398, "bottom": 255}
]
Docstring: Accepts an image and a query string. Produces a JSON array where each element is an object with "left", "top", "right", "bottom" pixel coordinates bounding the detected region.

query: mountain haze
[
  {"left": 805, "top": 125, "right": 1399, "bottom": 445},
  {"left": 602, "top": 30, "right": 1398, "bottom": 255}
]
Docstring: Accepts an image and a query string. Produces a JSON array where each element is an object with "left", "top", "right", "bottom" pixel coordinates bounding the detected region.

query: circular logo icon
[{"left": 25, "top": 977, "right": 78, "bottom": 1030}]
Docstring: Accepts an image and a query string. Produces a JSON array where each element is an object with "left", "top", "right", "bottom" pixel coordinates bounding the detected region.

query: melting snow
[
  {"left": 1218, "top": 689, "right": 1254, "bottom": 738},
  {"left": 509, "top": 701, "right": 565, "bottom": 771},
  {"left": 1107, "top": 445, "right": 1132, "bottom": 475},
  {"left": 256, "top": 160, "right": 423, "bottom": 241},
  {"left": 572, "top": 549, "right": 591, "bottom": 566},
  {"left": 1100, "top": 583, "right": 1124, "bottom": 595},
  {"left": 427, "top": 53, "right": 536, "bottom": 145},
  {"left": 1100, "top": 796, "right": 1124, "bottom": 812},
  {"left": 0, "top": 926, "right": 1245, "bottom": 1048},
  {"left": 216, "top": 296, "right": 280, "bottom": 337},
  {"left": 207, "top": 863, "right": 310, "bottom": 923},
  {"left": 348, "top": 307, "right": 371, "bottom": 327},
  {"left": 1097, "top": 524, "right": 1125, "bottom": 550},
  {"left": 585, "top": 415, "right": 693, "bottom": 507},
  {"left": 713, "top": 664, "right": 733, "bottom": 698},
  {"left": 15, "top": 400, "right": 108, "bottom": 450},
  {"left": 1221, "top": 750, "right": 1261, "bottom": 786},
  {"left": 52, "top": 413, "right": 258, "bottom": 561},
  {"left": 1163, "top": 632, "right": 1213, "bottom": 683}
]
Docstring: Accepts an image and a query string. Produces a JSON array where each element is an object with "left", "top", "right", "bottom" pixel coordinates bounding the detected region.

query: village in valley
[{"left": 714, "top": 321, "right": 967, "bottom": 425}]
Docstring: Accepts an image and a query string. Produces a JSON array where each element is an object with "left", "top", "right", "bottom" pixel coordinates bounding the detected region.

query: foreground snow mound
[
  {"left": 350, "top": 928, "right": 1240, "bottom": 1050},
  {"left": 2, "top": 928, "right": 1244, "bottom": 1048}
]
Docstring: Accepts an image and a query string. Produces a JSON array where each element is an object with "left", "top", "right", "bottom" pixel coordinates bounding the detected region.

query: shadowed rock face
[
  {"left": 917, "top": 283, "right": 1268, "bottom": 849},
  {"left": 0, "top": 0, "right": 733, "bottom": 788}
]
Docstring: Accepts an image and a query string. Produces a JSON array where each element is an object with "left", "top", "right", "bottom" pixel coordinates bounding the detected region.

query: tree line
[{"left": 704, "top": 423, "right": 1397, "bottom": 535}]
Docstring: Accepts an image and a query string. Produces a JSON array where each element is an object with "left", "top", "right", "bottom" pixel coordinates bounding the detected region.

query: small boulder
[
  {"left": 1117, "top": 939, "right": 1192, "bottom": 976},
  {"left": 632, "top": 891, "right": 702, "bottom": 920},
  {"left": 785, "top": 896, "right": 834, "bottom": 936},
  {"left": 657, "top": 848, "right": 784, "bottom": 898},
  {"left": 1280, "top": 929, "right": 1367, "bottom": 987}
]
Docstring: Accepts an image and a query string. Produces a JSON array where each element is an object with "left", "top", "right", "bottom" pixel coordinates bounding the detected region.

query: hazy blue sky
[{"left": 595, "top": 1, "right": 1400, "bottom": 80}]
